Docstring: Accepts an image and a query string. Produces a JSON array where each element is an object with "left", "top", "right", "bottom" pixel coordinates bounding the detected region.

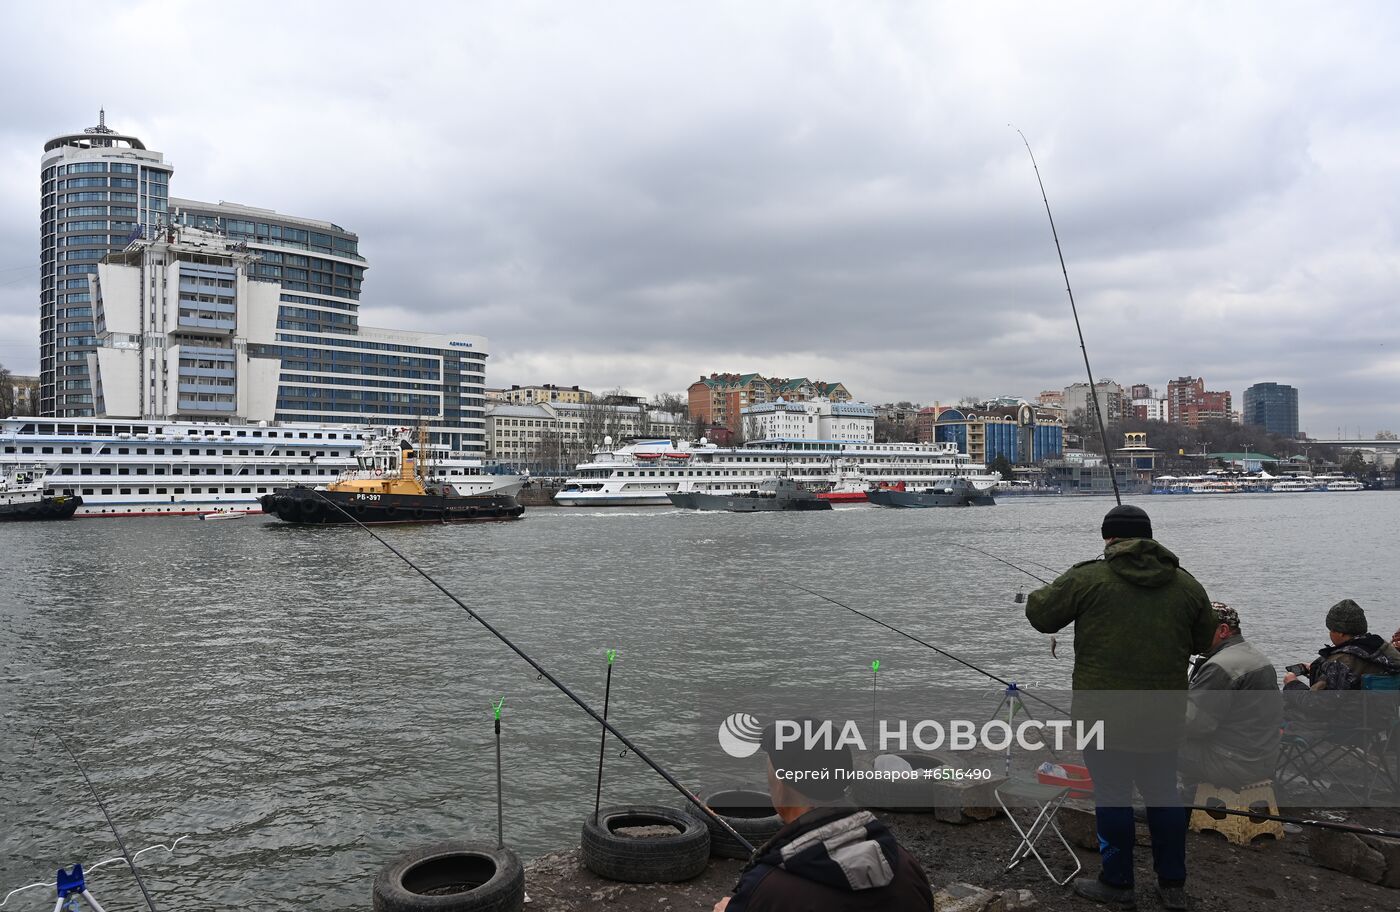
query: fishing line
[
  {"left": 49, "top": 730, "right": 159, "bottom": 912},
  {"left": 307, "top": 490, "right": 756, "bottom": 854},
  {"left": 1014, "top": 127, "right": 1121, "bottom": 505},
  {"left": 950, "top": 543, "right": 1054, "bottom": 585},
  {"left": 784, "top": 582, "right": 1069, "bottom": 716}
]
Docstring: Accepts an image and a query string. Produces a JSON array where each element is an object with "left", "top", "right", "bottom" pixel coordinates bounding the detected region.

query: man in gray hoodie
[
  {"left": 1178, "top": 602, "right": 1282, "bottom": 788},
  {"left": 715, "top": 722, "right": 932, "bottom": 912}
]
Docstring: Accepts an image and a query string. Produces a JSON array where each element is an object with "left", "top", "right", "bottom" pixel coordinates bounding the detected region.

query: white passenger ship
[
  {"left": 554, "top": 438, "right": 997, "bottom": 507},
  {"left": 0, "top": 417, "right": 523, "bottom": 517},
  {"left": 1150, "top": 472, "right": 1365, "bottom": 494}
]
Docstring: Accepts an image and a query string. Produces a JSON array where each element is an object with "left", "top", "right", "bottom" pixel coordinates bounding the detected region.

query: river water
[{"left": 1, "top": 493, "right": 1395, "bottom": 909}]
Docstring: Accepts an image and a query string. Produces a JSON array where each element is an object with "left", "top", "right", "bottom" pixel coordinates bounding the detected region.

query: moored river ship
[
  {"left": 0, "top": 416, "right": 523, "bottom": 517},
  {"left": 866, "top": 477, "right": 995, "bottom": 508},
  {"left": 556, "top": 438, "right": 996, "bottom": 507},
  {"left": 667, "top": 476, "right": 833, "bottom": 512},
  {"left": 261, "top": 435, "right": 523, "bottom": 524}
]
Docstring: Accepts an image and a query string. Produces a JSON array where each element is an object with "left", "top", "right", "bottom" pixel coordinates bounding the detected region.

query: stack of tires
[{"left": 372, "top": 842, "right": 525, "bottom": 912}]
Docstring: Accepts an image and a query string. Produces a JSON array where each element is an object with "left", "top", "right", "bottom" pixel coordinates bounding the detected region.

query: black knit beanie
[
  {"left": 1325, "top": 599, "right": 1367, "bottom": 636},
  {"left": 1101, "top": 504, "right": 1153, "bottom": 540}
]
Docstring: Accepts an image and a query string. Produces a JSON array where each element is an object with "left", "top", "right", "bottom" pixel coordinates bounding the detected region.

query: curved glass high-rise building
[{"left": 40, "top": 112, "right": 173, "bottom": 416}]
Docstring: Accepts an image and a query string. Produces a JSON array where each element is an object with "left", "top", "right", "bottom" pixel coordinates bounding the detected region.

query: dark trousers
[{"left": 1082, "top": 747, "right": 1186, "bottom": 888}]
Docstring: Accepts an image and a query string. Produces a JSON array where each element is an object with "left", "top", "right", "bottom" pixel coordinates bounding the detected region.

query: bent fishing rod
[
  {"left": 783, "top": 582, "right": 1069, "bottom": 716},
  {"left": 309, "top": 491, "right": 756, "bottom": 854},
  {"left": 1015, "top": 127, "right": 1121, "bottom": 506}
]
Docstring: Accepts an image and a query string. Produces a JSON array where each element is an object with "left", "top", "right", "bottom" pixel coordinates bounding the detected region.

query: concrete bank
[{"left": 516, "top": 479, "right": 564, "bottom": 507}]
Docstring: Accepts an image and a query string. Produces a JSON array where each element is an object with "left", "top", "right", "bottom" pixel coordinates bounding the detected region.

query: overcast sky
[{"left": 2, "top": 2, "right": 1398, "bottom": 437}]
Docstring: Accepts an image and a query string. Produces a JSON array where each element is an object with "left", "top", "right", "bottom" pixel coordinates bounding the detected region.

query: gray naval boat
[
  {"left": 667, "top": 476, "right": 833, "bottom": 512},
  {"left": 866, "top": 477, "right": 995, "bottom": 508}
]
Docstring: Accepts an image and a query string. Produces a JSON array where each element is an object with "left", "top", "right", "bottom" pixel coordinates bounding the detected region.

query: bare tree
[
  {"left": 738, "top": 413, "right": 764, "bottom": 444},
  {"left": 649, "top": 392, "right": 689, "bottom": 418},
  {"left": 0, "top": 363, "right": 13, "bottom": 418},
  {"left": 527, "top": 428, "right": 566, "bottom": 475},
  {"left": 573, "top": 394, "right": 624, "bottom": 462}
]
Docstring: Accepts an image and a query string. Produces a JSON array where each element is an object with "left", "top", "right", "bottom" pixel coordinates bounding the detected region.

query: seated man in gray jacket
[{"left": 1178, "top": 603, "right": 1283, "bottom": 788}]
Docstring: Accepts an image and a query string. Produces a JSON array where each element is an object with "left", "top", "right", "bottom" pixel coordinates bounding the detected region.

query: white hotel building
[{"left": 740, "top": 398, "right": 876, "bottom": 441}]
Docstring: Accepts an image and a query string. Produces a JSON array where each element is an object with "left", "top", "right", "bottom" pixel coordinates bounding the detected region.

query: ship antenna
[{"left": 1013, "top": 127, "right": 1121, "bottom": 505}]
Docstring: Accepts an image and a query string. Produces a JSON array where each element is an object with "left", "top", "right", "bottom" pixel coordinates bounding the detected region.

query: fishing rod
[
  {"left": 783, "top": 582, "right": 1069, "bottom": 716},
  {"left": 50, "top": 730, "right": 159, "bottom": 912},
  {"left": 1182, "top": 805, "right": 1400, "bottom": 840},
  {"left": 1010, "top": 554, "right": 1066, "bottom": 579},
  {"left": 947, "top": 543, "right": 1067, "bottom": 653},
  {"left": 308, "top": 490, "right": 756, "bottom": 854},
  {"left": 1014, "top": 127, "right": 1121, "bottom": 505}
]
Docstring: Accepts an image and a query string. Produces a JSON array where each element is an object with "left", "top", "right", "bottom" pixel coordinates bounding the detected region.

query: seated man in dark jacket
[
  {"left": 715, "top": 722, "right": 932, "bottom": 912},
  {"left": 1179, "top": 602, "right": 1282, "bottom": 787},
  {"left": 1283, "top": 599, "right": 1400, "bottom": 692}
]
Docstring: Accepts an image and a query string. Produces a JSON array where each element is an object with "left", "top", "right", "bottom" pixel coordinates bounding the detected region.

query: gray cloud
[{"left": 2, "top": 2, "right": 1399, "bottom": 435}]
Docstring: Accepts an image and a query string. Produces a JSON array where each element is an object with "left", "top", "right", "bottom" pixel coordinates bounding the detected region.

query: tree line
[
  {"left": 0, "top": 362, "right": 17, "bottom": 418},
  {"left": 518, "top": 389, "right": 691, "bottom": 474}
]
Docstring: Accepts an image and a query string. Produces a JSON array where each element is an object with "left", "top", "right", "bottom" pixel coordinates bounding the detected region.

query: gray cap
[{"left": 1325, "top": 599, "right": 1367, "bottom": 636}]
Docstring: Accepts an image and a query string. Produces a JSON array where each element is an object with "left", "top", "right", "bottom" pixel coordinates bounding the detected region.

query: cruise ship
[
  {"left": 0, "top": 417, "right": 524, "bottom": 517},
  {"left": 554, "top": 438, "right": 997, "bottom": 507},
  {"left": 1150, "top": 472, "right": 1365, "bottom": 494}
]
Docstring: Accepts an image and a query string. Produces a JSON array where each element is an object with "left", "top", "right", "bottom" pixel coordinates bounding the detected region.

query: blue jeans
[{"left": 1082, "top": 747, "right": 1186, "bottom": 887}]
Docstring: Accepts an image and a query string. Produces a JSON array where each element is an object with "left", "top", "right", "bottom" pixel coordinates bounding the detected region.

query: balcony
[
  {"left": 178, "top": 382, "right": 236, "bottom": 396},
  {"left": 176, "top": 314, "right": 237, "bottom": 332},
  {"left": 178, "top": 399, "right": 236, "bottom": 412}
]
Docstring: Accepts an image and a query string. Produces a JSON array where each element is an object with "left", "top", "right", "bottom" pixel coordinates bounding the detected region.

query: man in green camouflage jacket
[{"left": 1026, "top": 504, "right": 1216, "bottom": 910}]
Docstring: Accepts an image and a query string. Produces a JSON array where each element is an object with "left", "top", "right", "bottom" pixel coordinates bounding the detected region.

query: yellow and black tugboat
[{"left": 259, "top": 434, "right": 523, "bottom": 525}]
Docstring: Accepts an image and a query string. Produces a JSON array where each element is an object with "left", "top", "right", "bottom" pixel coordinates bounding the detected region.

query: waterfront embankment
[{"left": 517, "top": 807, "right": 1400, "bottom": 910}]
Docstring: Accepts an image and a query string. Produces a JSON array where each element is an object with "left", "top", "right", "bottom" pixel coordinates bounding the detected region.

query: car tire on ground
[
  {"left": 371, "top": 841, "right": 525, "bottom": 912},
  {"left": 581, "top": 804, "right": 711, "bottom": 883},
  {"left": 682, "top": 786, "right": 782, "bottom": 859}
]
